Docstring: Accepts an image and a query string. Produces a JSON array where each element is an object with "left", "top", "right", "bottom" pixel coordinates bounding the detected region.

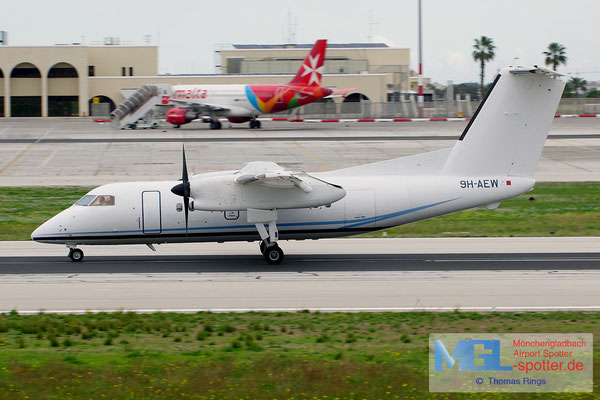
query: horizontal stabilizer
[
  {"left": 509, "top": 66, "right": 564, "bottom": 77},
  {"left": 326, "top": 88, "right": 357, "bottom": 99}
]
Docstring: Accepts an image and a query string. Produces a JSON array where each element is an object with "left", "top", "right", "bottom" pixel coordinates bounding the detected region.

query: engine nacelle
[
  {"left": 166, "top": 108, "right": 198, "bottom": 126},
  {"left": 227, "top": 117, "right": 252, "bottom": 124},
  {"left": 188, "top": 174, "right": 346, "bottom": 211}
]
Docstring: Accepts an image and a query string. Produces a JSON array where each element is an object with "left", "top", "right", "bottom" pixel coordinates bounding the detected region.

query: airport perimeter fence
[
  {"left": 143, "top": 98, "right": 600, "bottom": 122},
  {"left": 289, "top": 98, "right": 600, "bottom": 119}
]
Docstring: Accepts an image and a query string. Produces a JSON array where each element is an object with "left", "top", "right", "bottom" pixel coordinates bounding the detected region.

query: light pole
[{"left": 417, "top": 0, "right": 424, "bottom": 117}]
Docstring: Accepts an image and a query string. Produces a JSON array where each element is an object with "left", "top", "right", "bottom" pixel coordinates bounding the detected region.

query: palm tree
[
  {"left": 567, "top": 77, "right": 587, "bottom": 98},
  {"left": 543, "top": 42, "right": 567, "bottom": 71},
  {"left": 472, "top": 36, "right": 496, "bottom": 100}
]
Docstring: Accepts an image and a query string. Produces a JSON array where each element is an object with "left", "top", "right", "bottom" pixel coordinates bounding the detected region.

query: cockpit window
[
  {"left": 74, "top": 195, "right": 115, "bottom": 207},
  {"left": 74, "top": 195, "right": 97, "bottom": 206},
  {"left": 90, "top": 195, "right": 115, "bottom": 206}
]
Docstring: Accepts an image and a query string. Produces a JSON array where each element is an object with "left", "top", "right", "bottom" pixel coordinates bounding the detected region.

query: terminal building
[{"left": 0, "top": 39, "right": 431, "bottom": 118}]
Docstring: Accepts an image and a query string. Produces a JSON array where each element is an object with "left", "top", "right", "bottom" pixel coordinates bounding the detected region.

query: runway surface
[
  {"left": 1, "top": 238, "right": 599, "bottom": 313},
  {"left": 2, "top": 253, "right": 600, "bottom": 274}
]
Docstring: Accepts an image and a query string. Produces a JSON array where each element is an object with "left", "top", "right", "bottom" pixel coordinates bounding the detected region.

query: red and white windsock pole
[{"left": 417, "top": 0, "right": 424, "bottom": 117}]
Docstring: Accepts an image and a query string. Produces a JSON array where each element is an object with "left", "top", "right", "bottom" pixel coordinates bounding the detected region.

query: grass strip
[
  {"left": 0, "top": 187, "right": 90, "bottom": 241},
  {"left": 0, "top": 311, "right": 597, "bottom": 399},
  {"left": 362, "top": 182, "right": 600, "bottom": 237},
  {"left": 1, "top": 183, "right": 599, "bottom": 241}
]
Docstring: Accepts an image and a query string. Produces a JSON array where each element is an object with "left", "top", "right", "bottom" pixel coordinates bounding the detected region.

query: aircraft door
[
  {"left": 344, "top": 190, "right": 376, "bottom": 228},
  {"left": 142, "top": 191, "right": 162, "bottom": 234}
]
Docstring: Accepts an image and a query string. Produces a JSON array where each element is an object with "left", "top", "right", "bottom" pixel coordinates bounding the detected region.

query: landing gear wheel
[
  {"left": 263, "top": 244, "right": 284, "bottom": 265},
  {"left": 210, "top": 121, "right": 222, "bottom": 130},
  {"left": 259, "top": 241, "right": 267, "bottom": 255},
  {"left": 250, "top": 120, "right": 261, "bottom": 129},
  {"left": 68, "top": 248, "right": 84, "bottom": 262},
  {"left": 174, "top": 125, "right": 181, "bottom": 129}
]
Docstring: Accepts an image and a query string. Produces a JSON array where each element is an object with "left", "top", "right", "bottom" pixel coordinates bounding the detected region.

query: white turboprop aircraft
[{"left": 33, "top": 66, "right": 564, "bottom": 264}]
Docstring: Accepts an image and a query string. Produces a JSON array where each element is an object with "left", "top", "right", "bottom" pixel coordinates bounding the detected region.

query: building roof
[{"left": 232, "top": 43, "right": 389, "bottom": 50}]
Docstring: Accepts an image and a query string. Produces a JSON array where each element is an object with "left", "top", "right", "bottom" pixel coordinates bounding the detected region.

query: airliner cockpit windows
[
  {"left": 90, "top": 195, "right": 115, "bottom": 206},
  {"left": 74, "top": 195, "right": 96, "bottom": 206}
]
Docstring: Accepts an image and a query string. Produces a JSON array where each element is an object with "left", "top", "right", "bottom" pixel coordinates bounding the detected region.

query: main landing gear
[
  {"left": 210, "top": 120, "right": 222, "bottom": 130},
  {"left": 250, "top": 208, "right": 283, "bottom": 264},
  {"left": 249, "top": 119, "right": 261, "bottom": 129},
  {"left": 68, "top": 247, "right": 84, "bottom": 262},
  {"left": 259, "top": 240, "right": 284, "bottom": 265}
]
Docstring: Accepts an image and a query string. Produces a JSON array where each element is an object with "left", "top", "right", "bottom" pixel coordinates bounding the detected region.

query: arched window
[
  {"left": 48, "top": 62, "right": 79, "bottom": 116},
  {"left": 10, "top": 62, "right": 42, "bottom": 116},
  {"left": 88, "top": 95, "right": 116, "bottom": 116}
]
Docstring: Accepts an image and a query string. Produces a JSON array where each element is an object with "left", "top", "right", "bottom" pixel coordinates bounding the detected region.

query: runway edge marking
[{"left": 3, "top": 306, "right": 600, "bottom": 315}]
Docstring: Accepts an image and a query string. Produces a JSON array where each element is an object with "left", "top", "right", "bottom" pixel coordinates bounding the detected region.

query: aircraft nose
[{"left": 31, "top": 222, "right": 47, "bottom": 241}]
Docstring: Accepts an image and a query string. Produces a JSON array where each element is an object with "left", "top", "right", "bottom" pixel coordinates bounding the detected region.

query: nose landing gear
[{"left": 68, "top": 247, "right": 84, "bottom": 262}]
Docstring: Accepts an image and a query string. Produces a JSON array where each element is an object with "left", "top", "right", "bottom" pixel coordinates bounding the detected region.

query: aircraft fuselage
[
  {"left": 32, "top": 175, "right": 533, "bottom": 246},
  {"left": 168, "top": 83, "right": 333, "bottom": 116}
]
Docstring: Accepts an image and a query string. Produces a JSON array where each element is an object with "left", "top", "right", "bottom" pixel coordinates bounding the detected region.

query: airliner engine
[{"left": 165, "top": 108, "right": 198, "bottom": 127}]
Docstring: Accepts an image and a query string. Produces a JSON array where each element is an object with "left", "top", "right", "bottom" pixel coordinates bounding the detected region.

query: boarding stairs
[{"left": 110, "top": 84, "right": 171, "bottom": 129}]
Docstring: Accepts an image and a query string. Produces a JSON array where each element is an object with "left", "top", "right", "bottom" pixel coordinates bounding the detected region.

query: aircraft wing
[
  {"left": 168, "top": 99, "right": 230, "bottom": 112},
  {"left": 234, "top": 161, "right": 343, "bottom": 193}
]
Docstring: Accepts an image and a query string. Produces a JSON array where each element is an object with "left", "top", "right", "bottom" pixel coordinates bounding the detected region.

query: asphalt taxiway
[{"left": 0, "top": 118, "right": 599, "bottom": 186}]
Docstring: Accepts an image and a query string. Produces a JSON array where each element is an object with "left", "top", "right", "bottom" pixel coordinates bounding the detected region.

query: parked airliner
[
  {"left": 164, "top": 39, "right": 352, "bottom": 129},
  {"left": 33, "top": 66, "right": 564, "bottom": 264}
]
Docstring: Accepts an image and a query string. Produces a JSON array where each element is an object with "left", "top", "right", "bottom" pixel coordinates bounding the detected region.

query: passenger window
[
  {"left": 74, "top": 195, "right": 97, "bottom": 206},
  {"left": 90, "top": 195, "right": 115, "bottom": 206}
]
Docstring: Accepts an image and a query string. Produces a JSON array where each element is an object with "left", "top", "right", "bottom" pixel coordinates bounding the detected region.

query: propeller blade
[
  {"left": 183, "top": 196, "right": 189, "bottom": 235},
  {"left": 182, "top": 145, "right": 189, "bottom": 187},
  {"left": 170, "top": 144, "right": 191, "bottom": 235},
  {"left": 182, "top": 145, "right": 190, "bottom": 234}
]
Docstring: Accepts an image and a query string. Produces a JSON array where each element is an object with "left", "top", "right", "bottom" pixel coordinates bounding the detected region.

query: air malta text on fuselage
[
  {"left": 173, "top": 88, "right": 208, "bottom": 100},
  {"left": 459, "top": 179, "right": 508, "bottom": 189}
]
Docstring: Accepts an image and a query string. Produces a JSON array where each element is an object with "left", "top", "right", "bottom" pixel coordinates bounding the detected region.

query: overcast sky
[{"left": 2, "top": 0, "right": 598, "bottom": 84}]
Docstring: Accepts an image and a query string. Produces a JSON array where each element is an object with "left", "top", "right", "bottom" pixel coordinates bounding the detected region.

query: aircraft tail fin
[
  {"left": 288, "top": 39, "right": 327, "bottom": 86},
  {"left": 441, "top": 66, "right": 565, "bottom": 178}
]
